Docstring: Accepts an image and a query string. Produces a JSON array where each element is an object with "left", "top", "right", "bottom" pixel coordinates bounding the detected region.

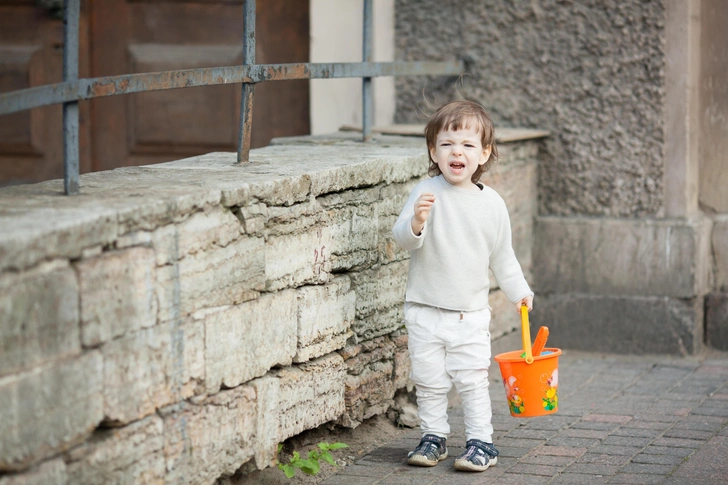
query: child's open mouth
[{"left": 449, "top": 162, "right": 465, "bottom": 172}]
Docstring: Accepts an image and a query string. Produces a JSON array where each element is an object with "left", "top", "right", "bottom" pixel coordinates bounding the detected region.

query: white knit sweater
[{"left": 392, "top": 175, "right": 533, "bottom": 311}]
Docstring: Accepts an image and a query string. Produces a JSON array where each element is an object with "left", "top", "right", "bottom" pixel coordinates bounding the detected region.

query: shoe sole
[
  {"left": 453, "top": 456, "right": 497, "bottom": 472},
  {"left": 407, "top": 451, "right": 448, "bottom": 467}
]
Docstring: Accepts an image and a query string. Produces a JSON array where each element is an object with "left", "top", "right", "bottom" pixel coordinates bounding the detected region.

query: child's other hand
[
  {"left": 516, "top": 295, "right": 533, "bottom": 313},
  {"left": 411, "top": 192, "right": 435, "bottom": 235}
]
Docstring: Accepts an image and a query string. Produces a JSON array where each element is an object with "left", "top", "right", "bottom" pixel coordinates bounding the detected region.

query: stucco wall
[{"left": 394, "top": 0, "right": 666, "bottom": 217}]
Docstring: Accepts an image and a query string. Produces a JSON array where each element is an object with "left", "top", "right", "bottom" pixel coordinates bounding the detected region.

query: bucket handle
[{"left": 521, "top": 305, "right": 534, "bottom": 364}]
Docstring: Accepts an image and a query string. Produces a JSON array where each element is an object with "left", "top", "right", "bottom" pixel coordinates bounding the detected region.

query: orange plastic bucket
[{"left": 494, "top": 307, "right": 561, "bottom": 418}]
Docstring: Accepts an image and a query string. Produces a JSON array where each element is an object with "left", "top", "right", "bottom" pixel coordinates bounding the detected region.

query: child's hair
[{"left": 424, "top": 100, "right": 499, "bottom": 183}]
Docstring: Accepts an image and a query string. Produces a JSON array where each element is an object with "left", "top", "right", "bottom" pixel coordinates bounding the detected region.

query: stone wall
[{"left": 0, "top": 133, "right": 539, "bottom": 484}]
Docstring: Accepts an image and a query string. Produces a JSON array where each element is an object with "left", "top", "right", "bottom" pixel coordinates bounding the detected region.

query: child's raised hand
[
  {"left": 411, "top": 192, "right": 435, "bottom": 236},
  {"left": 516, "top": 295, "right": 533, "bottom": 313}
]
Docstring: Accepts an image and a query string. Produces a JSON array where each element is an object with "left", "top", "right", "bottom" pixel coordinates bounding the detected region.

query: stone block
[
  {"left": 343, "top": 361, "right": 396, "bottom": 427},
  {"left": 0, "top": 206, "right": 118, "bottom": 273},
  {"left": 66, "top": 415, "right": 164, "bottom": 485},
  {"left": 705, "top": 293, "right": 728, "bottom": 350},
  {"left": 0, "top": 459, "right": 66, "bottom": 485},
  {"left": 156, "top": 235, "right": 265, "bottom": 322},
  {"left": 265, "top": 227, "right": 332, "bottom": 291},
  {"left": 0, "top": 260, "right": 79, "bottom": 377},
  {"left": 327, "top": 204, "right": 379, "bottom": 273},
  {"left": 531, "top": 294, "right": 703, "bottom": 355},
  {"left": 275, "top": 354, "right": 347, "bottom": 441},
  {"left": 351, "top": 261, "right": 408, "bottom": 317},
  {"left": 150, "top": 209, "right": 242, "bottom": 266},
  {"left": 391, "top": 331, "right": 411, "bottom": 390},
  {"left": 203, "top": 290, "right": 297, "bottom": 393},
  {"left": 339, "top": 337, "right": 397, "bottom": 427},
  {"left": 265, "top": 203, "right": 379, "bottom": 291},
  {"left": 249, "top": 376, "right": 280, "bottom": 469},
  {"left": 0, "top": 352, "right": 103, "bottom": 471},
  {"left": 713, "top": 218, "right": 728, "bottom": 291},
  {"left": 295, "top": 277, "right": 355, "bottom": 363},
  {"left": 76, "top": 247, "right": 157, "bottom": 347},
  {"left": 163, "top": 385, "right": 257, "bottom": 485},
  {"left": 352, "top": 305, "right": 404, "bottom": 343},
  {"left": 103, "top": 321, "right": 204, "bottom": 425},
  {"left": 534, "top": 217, "right": 709, "bottom": 298}
]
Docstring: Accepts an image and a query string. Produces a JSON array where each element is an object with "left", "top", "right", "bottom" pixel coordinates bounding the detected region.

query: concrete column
[
  {"left": 664, "top": 0, "right": 701, "bottom": 218},
  {"left": 698, "top": 0, "right": 728, "bottom": 213}
]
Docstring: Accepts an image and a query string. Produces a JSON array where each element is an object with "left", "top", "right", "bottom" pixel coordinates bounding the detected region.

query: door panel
[
  {"left": 90, "top": 0, "right": 310, "bottom": 171},
  {"left": 0, "top": 2, "right": 90, "bottom": 185}
]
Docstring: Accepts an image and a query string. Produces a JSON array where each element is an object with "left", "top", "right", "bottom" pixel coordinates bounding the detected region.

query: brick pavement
[{"left": 321, "top": 350, "right": 728, "bottom": 484}]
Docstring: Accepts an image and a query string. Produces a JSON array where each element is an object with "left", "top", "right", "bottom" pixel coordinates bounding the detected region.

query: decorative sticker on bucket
[
  {"left": 541, "top": 369, "right": 558, "bottom": 411},
  {"left": 504, "top": 375, "right": 525, "bottom": 414}
]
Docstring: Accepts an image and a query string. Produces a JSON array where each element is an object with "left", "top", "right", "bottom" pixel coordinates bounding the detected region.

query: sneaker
[
  {"left": 407, "top": 434, "right": 448, "bottom": 467},
  {"left": 453, "top": 439, "right": 498, "bottom": 472}
]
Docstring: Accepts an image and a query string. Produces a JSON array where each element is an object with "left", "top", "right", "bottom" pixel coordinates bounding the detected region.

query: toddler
[{"left": 392, "top": 100, "right": 533, "bottom": 472}]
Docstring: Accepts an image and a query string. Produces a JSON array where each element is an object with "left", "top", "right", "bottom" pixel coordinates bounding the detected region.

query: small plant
[{"left": 276, "top": 441, "right": 349, "bottom": 478}]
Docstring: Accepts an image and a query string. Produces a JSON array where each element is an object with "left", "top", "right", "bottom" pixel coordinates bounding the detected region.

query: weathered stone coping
[
  {"left": 0, "top": 140, "right": 422, "bottom": 274},
  {"left": 0, "top": 131, "right": 546, "bottom": 274}
]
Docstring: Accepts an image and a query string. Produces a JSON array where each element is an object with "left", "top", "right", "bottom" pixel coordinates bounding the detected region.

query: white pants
[{"left": 405, "top": 302, "right": 493, "bottom": 442}]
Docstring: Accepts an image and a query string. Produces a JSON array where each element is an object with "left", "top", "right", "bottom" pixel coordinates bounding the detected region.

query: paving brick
[
  {"left": 607, "top": 473, "right": 665, "bottom": 484},
  {"left": 505, "top": 428, "right": 558, "bottom": 440},
  {"left": 519, "top": 454, "right": 575, "bottom": 466},
  {"left": 533, "top": 445, "right": 588, "bottom": 457},
  {"left": 511, "top": 463, "right": 565, "bottom": 476},
  {"left": 601, "top": 435, "right": 652, "bottom": 447},
  {"left": 563, "top": 463, "right": 620, "bottom": 476},
  {"left": 577, "top": 453, "right": 633, "bottom": 466},
  {"left": 583, "top": 414, "right": 633, "bottom": 424},
  {"left": 609, "top": 428, "right": 662, "bottom": 439},
  {"left": 570, "top": 421, "right": 622, "bottom": 431},
  {"left": 497, "top": 446, "right": 533, "bottom": 458},
  {"left": 496, "top": 437, "right": 546, "bottom": 449},
  {"left": 651, "top": 437, "right": 703, "bottom": 448},
  {"left": 630, "top": 452, "right": 686, "bottom": 465},
  {"left": 559, "top": 428, "right": 610, "bottom": 439},
  {"left": 545, "top": 436, "right": 601, "bottom": 448},
  {"left": 554, "top": 472, "right": 610, "bottom": 484},
  {"left": 490, "top": 473, "right": 547, "bottom": 485},
  {"left": 620, "top": 462, "right": 676, "bottom": 475},
  {"left": 641, "top": 445, "right": 695, "bottom": 457},
  {"left": 661, "top": 428, "right": 713, "bottom": 440}
]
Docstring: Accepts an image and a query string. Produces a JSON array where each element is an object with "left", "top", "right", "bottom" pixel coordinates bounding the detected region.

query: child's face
[{"left": 429, "top": 124, "right": 491, "bottom": 190}]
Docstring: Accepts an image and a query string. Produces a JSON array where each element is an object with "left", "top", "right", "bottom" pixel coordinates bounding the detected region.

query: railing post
[
  {"left": 362, "top": 0, "right": 373, "bottom": 142},
  {"left": 237, "top": 0, "right": 256, "bottom": 163},
  {"left": 62, "top": 0, "right": 80, "bottom": 194}
]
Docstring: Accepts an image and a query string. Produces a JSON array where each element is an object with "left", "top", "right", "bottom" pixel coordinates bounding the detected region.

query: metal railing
[{"left": 0, "top": 0, "right": 462, "bottom": 195}]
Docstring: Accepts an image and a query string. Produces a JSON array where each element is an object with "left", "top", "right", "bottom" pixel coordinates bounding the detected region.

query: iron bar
[
  {"left": 0, "top": 61, "right": 463, "bottom": 116},
  {"left": 62, "top": 0, "right": 80, "bottom": 195},
  {"left": 237, "top": 0, "right": 256, "bottom": 163},
  {"left": 362, "top": 0, "right": 373, "bottom": 142}
]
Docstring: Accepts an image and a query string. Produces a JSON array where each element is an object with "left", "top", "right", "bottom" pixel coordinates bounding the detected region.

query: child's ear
[
  {"left": 429, "top": 146, "right": 438, "bottom": 162},
  {"left": 480, "top": 145, "right": 492, "bottom": 165}
]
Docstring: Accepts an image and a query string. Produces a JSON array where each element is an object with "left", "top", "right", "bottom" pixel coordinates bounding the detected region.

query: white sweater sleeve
[
  {"left": 489, "top": 201, "right": 533, "bottom": 303},
  {"left": 392, "top": 187, "right": 427, "bottom": 251}
]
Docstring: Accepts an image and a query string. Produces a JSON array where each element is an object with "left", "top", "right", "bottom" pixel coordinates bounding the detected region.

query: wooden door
[
  {"left": 89, "top": 0, "right": 310, "bottom": 172},
  {"left": 0, "top": 0, "right": 309, "bottom": 185},
  {"left": 0, "top": 0, "right": 91, "bottom": 186}
]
